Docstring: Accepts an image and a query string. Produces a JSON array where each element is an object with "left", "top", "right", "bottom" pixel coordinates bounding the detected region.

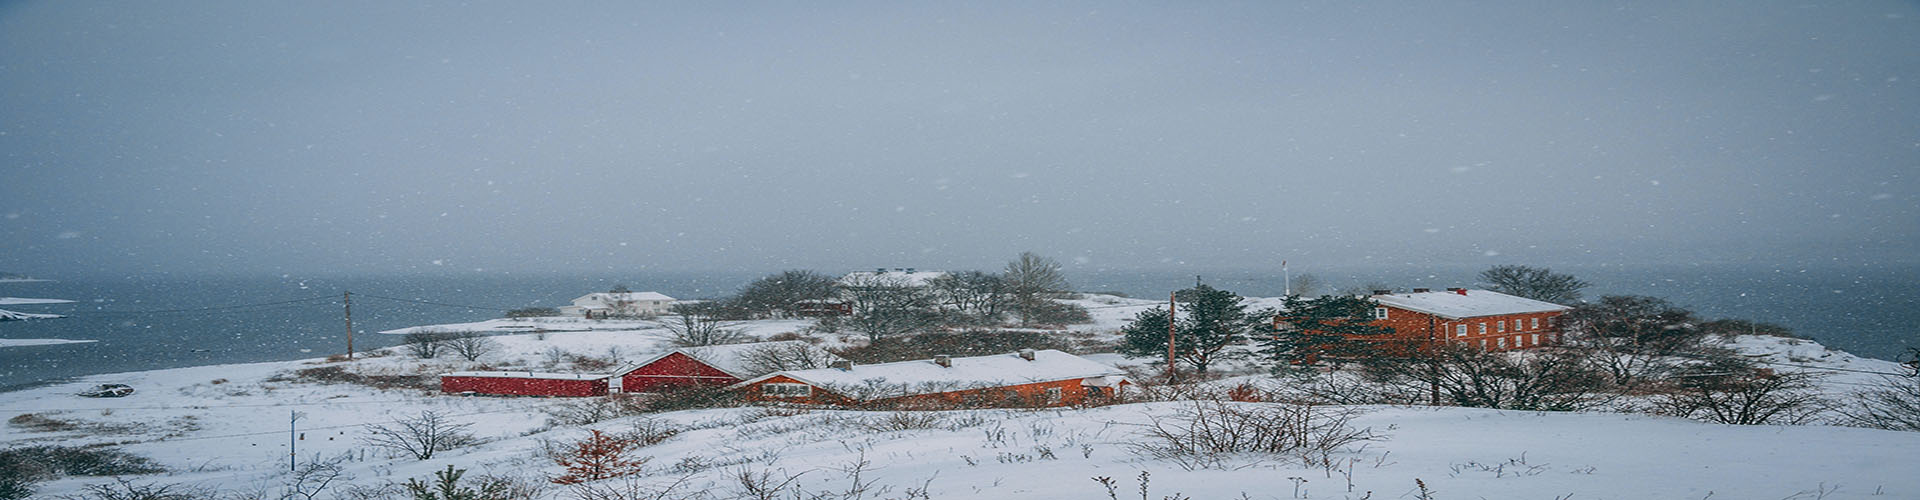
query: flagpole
[{"left": 1283, "top": 260, "right": 1290, "bottom": 296}]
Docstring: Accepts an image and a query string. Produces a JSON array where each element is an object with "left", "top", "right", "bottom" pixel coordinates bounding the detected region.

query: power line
[
  {"left": 353, "top": 293, "right": 515, "bottom": 312},
  {"left": 58, "top": 295, "right": 340, "bottom": 316}
]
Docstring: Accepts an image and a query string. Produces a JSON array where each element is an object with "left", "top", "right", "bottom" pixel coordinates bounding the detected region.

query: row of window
[
  {"left": 1473, "top": 332, "right": 1556, "bottom": 350},
  {"left": 1452, "top": 317, "right": 1549, "bottom": 336}
]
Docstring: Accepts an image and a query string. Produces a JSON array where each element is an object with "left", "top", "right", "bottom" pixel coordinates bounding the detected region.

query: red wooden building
[
  {"left": 730, "top": 349, "right": 1129, "bottom": 408},
  {"left": 440, "top": 371, "right": 610, "bottom": 397},
  {"left": 1358, "top": 288, "right": 1572, "bottom": 351},
  {"left": 609, "top": 341, "right": 842, "bottom": 393}
]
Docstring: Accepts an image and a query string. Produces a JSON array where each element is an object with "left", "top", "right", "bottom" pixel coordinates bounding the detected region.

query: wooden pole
[
  {"left": 1166, "top": 291, "right": 1177, "bottom": 382},
  {"left": 343, "top": 291, "right": 354, "bottom": 361}
]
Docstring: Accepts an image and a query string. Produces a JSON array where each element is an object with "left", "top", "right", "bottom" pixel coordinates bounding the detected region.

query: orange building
[
  {"left": 1360, "top": 288, "right": 1572, "bottom": 351},
  {"left": 730, "top": 349, "right": 1128, "bottom": 408}
]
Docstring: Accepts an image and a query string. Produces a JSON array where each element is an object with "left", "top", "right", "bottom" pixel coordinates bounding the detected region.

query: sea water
[{"left": 3, "top": 264, "right": 1914, "bottom": 392}]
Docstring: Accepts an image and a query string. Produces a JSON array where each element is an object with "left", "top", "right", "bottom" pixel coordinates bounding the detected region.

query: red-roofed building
[
  {"left": 730, "top": 349, "right": 1129, "bottom": 408},
  {"left": 1359, "top": 288, "right": 1573, "bottom": 351}
]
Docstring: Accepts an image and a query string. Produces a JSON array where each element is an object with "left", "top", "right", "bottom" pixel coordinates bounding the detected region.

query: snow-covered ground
[
  {"left": 0, "top": 297, "right": 73, "bottom": 305},
  {"left": 0, "top": 338, "right": 95, "bottom": 348},
  {"left": 2, "top": 296, "right": 1916, "bottom": 499}
]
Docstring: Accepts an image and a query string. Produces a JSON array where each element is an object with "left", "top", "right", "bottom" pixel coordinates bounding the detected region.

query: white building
[{"left": 559, "top": 291, "right": 676, "bottom": 318}]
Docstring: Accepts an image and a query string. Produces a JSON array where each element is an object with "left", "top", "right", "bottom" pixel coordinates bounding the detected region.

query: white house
[
  {"left": 559, "top": 291, "right": 676, "bottom": 318},
  {"left": 837, "top": 268, "right": 949, "bottom": 289}
]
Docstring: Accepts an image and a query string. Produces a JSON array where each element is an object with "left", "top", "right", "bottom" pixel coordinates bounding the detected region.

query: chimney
[
  {"left": 933, "top": 355, "right": 951, "bottom": 368},
  {"left": 831, "top": 360, "right": 854, "bottom": 371},
  {"left": 1412, "top": 288, "right": 1430, "bottom": 293},
  {"left": 1371, "top": 289, "right": 1392, "bottom": 296},
  {"left": 1018, "top": 349, "right": 1036, "bottom": 361}
]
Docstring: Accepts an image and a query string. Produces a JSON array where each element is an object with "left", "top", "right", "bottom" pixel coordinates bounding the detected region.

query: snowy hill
[{"left": 1, "top": 295, "right": 1915, "bottom": 499}]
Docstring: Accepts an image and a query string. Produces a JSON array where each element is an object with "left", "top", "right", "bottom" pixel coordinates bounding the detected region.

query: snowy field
[{"left": 2, "top": 294, "right": 1916, "bottom": 499}]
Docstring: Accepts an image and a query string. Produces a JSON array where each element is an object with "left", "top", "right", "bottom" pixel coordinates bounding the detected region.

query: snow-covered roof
[
  {"left": 574, "top": 291, "right": 675, "bottom": 303},
  {"left": 440, "top": 371, "right": 609, "bottom": 380},
  {"left": 1369, "top": 289, "right": 1571, "bottom": 320},
  {"left": 734, "top": 350, "right": 1123, "bottom": 400},
  {"left": 616, "top": 341, "right": 843, "bottom": 379},
  {"left": 837, "top": 270, "right": 949, "bottom": 287}
]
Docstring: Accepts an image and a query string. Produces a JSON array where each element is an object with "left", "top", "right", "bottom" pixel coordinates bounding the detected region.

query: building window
[
  {"left": 1531, "top": 317, "right": 1541, "bottom": 330},
  {"left": 1456, "top": 325, "right": 1468, "bottom": 337},
  {"left": 1479, "top": 323, "right": 1488, "bottom": 334},
  {"left": 1497, "top": 337, "right": 1507, "bottom": 349},
  {"left": 1480, "top": 339, "right": 1489, "bottom": 349},
  {"left": 762, "top": 383, "right": 811, "bottom": 398},
  {"left": 1045, "top": 387, "right": 1063, "bottom": 403},
  {"left": 1373, "top": 307, "right": 1388, "bottom": 320},
  {"left": 1497, "top": 320, "right": 1506, "bottom": 333},
  {"left": 1532, "top": 333, "right": 1540, "bottom": 345},
  {"left": 1515, "top": 335, "right": 1524, "bottom": 347}
]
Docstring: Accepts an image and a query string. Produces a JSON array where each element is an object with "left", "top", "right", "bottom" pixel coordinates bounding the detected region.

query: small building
[
  {"left": 1362, "top": 288, "right": 1573, "bottom": 351},
  {"left": 609, "top": 341, "right": 843, "bottom": 393},
  {"left": 558, "top": 291, "right": 676, "bottom": 318},
  {"left": 730, "top": 349, "right": 1128, "bottom": 408},
  {"left": 440, "top": 371, "right": 610, "bottom": 397}
]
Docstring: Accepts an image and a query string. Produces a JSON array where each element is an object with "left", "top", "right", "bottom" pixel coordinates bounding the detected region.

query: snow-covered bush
[{"left": 1132, "top": 400, "right": 1378, "bottom": 470}]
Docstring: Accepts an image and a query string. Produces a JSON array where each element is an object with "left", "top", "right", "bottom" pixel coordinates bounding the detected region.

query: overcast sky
[{"left": 2, "top": 2, "right": 1916, "bottom": 277}]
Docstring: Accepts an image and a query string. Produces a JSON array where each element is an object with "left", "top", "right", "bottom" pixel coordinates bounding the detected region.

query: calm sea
[{"left": 4, "top": 264, "right": 1915, "bottom": 392}]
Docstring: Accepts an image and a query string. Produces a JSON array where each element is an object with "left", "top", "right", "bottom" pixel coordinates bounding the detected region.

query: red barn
[
  {"left": 610, "top": 341, "right": 842, "bottom": 393},
  {"left": 730, "top": 349, "right": 1129, "bottom": 408},
  {"left": 439, "top": 371, "right": 609, "bottom": 397},
  {"left": 1360, "top": 288, "right": 1572, "bottom": 352}
]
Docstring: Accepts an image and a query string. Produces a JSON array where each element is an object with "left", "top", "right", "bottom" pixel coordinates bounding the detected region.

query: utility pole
[
  {"left": 289, "top": 410, "right": 298, "bottom": 472},
  {"left": 1166, "top": 291, "right": 1177, "bottom": 382},
  {"left": 343, "top": 291, "right": 354, "bottom": 361},
  {"left": 1283, "top": 260, "right": 1290, "bottom": 296}
]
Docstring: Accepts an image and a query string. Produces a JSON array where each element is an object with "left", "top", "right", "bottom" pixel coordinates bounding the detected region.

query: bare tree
[
  {"left": 664, "top": 302, "right": 747, "bottom": 347},
  {"left": 1839, "top": 347, "right": 1920, "bottom": 431},
  {"left": 1361, "top": 343, "right": 1610, "bottom": 411},
  {"left": 734, "top": 270, "right": 840, "bottom": 318},
  {"left": 1004, "top": 251, "right": 1070, "bottom": 326},
  {"left": 361, "top": 411, "right": 477, "bottom": 460},
  {"left": 1560, "top": 295, "right": 1708, "bottom": 390},
  {"left": 1479, "top": 265, "right": 1589, "bottom": 304},
  {"left": 1655, "top": 362, "right": 1829, "bottom": 425},
  {"left": 738, "top": 342, "right": 837, "bottom": 374},
  {"left": 840, "top": 273, "right": 941, "bottom": 342},
  {"left": 445, "top": 332, "right": 498, "bottom": 362},
  {"left": 928, "top": 270, "right": 1011, "bottom": 323},
  {"left": 402, "top": 331, "right": 454, "bottom": 359},
  {"left": 280, "top": 454, "right": 352, "bottom": 500}
]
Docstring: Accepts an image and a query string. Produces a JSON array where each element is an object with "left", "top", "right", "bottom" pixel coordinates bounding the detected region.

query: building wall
[
  {"left": 1370, "top": 305, "right": 1566, "bottom": 352},
  {"left": 620, "top": 352, "right": 742, "bottom": 392},
  {"left": 736, "top": 374, "right": 854, "bottom": 405},
  {"left": 441, "top": 375, "right": 608, "bottom": 397}
]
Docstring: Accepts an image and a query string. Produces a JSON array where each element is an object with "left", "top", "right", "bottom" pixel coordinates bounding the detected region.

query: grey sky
[{"left": 3, "top": 2, "right": 1915, "bottom": 277}]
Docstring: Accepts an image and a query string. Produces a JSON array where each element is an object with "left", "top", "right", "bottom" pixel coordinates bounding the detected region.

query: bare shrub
[
  {"left": 1133, "top": 400, "right": 1378, "bottom": 470},
  {"left": 277, "top": 366, "right": 433, "bottom": 391},
  {"left": 1655, "top": 367, "right": 1830, "bottom": 425},
  {"left": 506, "top": 307, "right": 560, "bottom": 318},
  {"left": 279, "top": 454, "right": 350, "bottom": 500},
  {"left": 620, "top": 417, "right": 682, "bottom": 447},
  {"left": 1841, "top": 375, "right": 1920, "bottom": 432},
  {"left": 1361, "top": 343, "right": 1610, "bottom": 411},
  {"left": 63, "top": 477, "right": 211, "bottom": 500},
  {"left": 859, "top": 412, "right": 945, "bottom": 432},
  {"left": 544, "top": 396, "right": 647, "bottom": 426},
  {"left": 7, "top": 413, "right": 77, "bottom": 432},
  {"left": 551, "top": 430, "right": 649, "bottom": 485},
  {"left": 360, "top": 411, "right": 477, "bottom": 460},
  {"left": 446, "top": 332, "right": 498, "bottom": 362},
  {"left": 403, "top": 331, "right": 456, "bottom": 359}
]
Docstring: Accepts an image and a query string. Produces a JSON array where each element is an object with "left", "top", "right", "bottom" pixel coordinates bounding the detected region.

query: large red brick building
[{"left": 1362, "top": 288, "right": 1573, "bottom": 351}]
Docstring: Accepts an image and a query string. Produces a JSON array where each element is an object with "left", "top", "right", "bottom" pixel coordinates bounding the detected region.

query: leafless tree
[
  {"left": 928, "top": 270, "right": 1011, "bottom": 323},
  {"left": 840, "top": 273, "right": 941, "bottom": 342},
  {"left": 1841, "top": 375, "right": 1920, "bottom": 432},
  {"left": 1478, "top": 265, "right": 1589, "bottom": 304},
  {"left": 1005, "top": 252, "right": 1070, "bottom": 326},
  {"left": 279, "top": 454, "right": 351, "bottom": 500},
  {"left": 402, "top": 331, "right": 454, "bottom": 359},
  {"left": 1560, "top": 295, "right": 1708, "bottom": 390},
  {"left": 1362, "top": 343, "right": 1610, "bottom": 411},
  {"left": 445, "top": 332, "right": 497, "bottom": 362},
  {"left": 735, "top": 270, "right": 840, "bottom": 318},
  {"left": 360, "top": 411, "right": 477, "bottom": 460},
  {"left": 1655, "top": 364, "right": 1829, "bottom": 425},
  {"left": 665, "top": 302, "right": 747, "bottom": 347},
  {"left": 738, "top": 342, "right": 837, "bottom": 374}
]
